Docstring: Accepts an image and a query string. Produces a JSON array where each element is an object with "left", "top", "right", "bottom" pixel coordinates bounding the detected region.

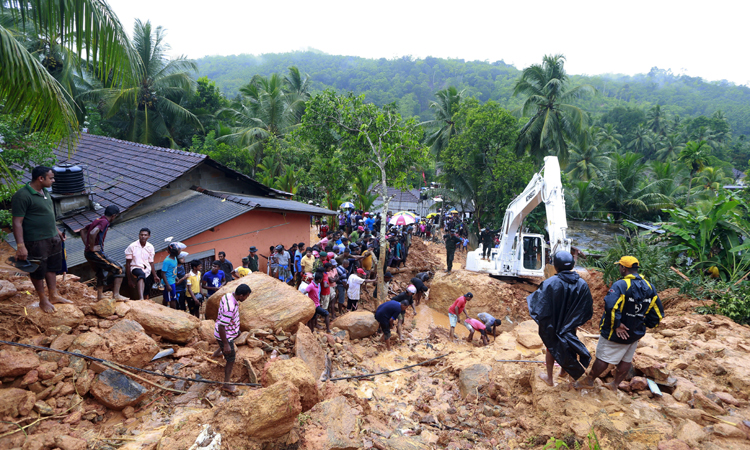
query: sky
[{"left": 107, "top": 0, "right": 749, "bottom": 86}]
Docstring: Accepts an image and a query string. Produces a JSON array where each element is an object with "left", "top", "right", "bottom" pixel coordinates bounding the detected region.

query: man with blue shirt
[
  {"left": 202, "top": 260, "right": 226, "bottom": 298},
  {"left": 294, "top": 242, "right": 305, "bottom": 289},
  {"left": 375, "top": 299, "right": 408, "bottom": 351},
  {"left": 161, "top": 243, "right": 181, "bottom": 309},
  {"left": 365, "top": 214, "right": 375, "bottom": 232}
]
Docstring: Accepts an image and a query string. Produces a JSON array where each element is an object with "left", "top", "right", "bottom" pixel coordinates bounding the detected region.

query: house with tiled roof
[{"left": 8, "top": 133, "right": 335, "bottom": 289}]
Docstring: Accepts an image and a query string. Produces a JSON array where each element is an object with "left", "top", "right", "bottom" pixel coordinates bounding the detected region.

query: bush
[{"left": 687, "top": 280, "right": 750, "bottom": 325}]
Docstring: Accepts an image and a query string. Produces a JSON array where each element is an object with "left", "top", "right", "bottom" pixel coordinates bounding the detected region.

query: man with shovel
[{"left": 11, "top": 166, "right": 73, "bottom": 313}]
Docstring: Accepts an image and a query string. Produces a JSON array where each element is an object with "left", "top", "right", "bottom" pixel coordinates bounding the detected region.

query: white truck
[{"left": 465, "top": 156, "right": 571, "bottom": 277}]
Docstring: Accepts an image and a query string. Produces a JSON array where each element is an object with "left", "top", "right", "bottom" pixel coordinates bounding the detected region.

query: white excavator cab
[{"left": 517, "top": 234, "right": 546, "bottom": 276}]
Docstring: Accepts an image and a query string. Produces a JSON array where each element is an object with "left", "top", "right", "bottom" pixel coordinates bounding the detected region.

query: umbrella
[
  {"left": 450, "top": 210, "right": 459, "bottom": 214},
  {"left": 389, "top": 211, "right": 416, "bottom": 226},
  {"left": 426, "top": 213, "right": 439, "bottom": 218},
  {"left": 340, "top": 202, "right": 355, "bottom": 209}
]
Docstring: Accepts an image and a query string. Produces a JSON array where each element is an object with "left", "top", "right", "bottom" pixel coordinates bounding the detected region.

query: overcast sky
[{"left": 107, "top": 0, "right": 749, "bottom": 86}]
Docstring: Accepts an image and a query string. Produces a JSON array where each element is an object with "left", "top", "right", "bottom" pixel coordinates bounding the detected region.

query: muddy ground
[{"left": 0, "top": 232, "right": 748, "bottom": 450}]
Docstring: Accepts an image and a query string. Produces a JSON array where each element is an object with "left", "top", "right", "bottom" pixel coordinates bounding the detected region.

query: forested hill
[{"left": 196, "top": 51, "right": 750, "bottom": 135}]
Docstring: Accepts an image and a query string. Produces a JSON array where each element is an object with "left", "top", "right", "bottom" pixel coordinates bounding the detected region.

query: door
[{"left": 519, "top": 235, "right": 545, "bottom": 276}]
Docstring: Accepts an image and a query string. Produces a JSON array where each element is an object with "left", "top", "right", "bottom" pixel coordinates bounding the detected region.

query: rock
[
  {"left": 459, "top": 363, "right": 491, "bottom": 398},
  {"left": 675, "top": 419, "right": 707, "bottom": 447},
  {"left": 70, "top": 332, "right": 104, "bottom": 355},
  {"left": 55, "top": 435, "right": 87, "bottom": 450},
  {"left": 629, "top": 376, "right": 649, "bottom": 392},
  {"left": 174, "top": 347, "right": 196, "bottom": 358},
  {"left": 125, "top": 300, "right": 199, "bottom": 343},
  {"left": 331, "top": 311, "right": 380, "bottom": 339},
  {"left": 308, "top": 396, "right": 362, "bottom": 450},
  {"left": 21, "top": 369, "right": 39, "bottom": 386},
  {"left": 115, "top": 302, "right": 131, "bottom": 317},
  {"left": 48, "top": 324, "right": 72, "bottom": 336},
  {"left": 75, "top": 370, "right": 94, "bottom": 396},
  {"left": 212, "top": 380, "right": 302, "bottom": 440},
  {"left": 712, "top": 423, "right": 746, "bottom": 439},
  {"left": 516, "top": 331, "right": 543, "bottom": 349},
  {"left": 693, "top": 391, "right": 727, "bottom": 415},
  {"left": 90, "top": 369, "right": 148, "bottom": 410},
  {"left": 0, "top": 279, "right": 18, "bottom": 300},
  {"left": 714, "top": 391, "right": 742, "bottom": 407},
  {"left": 51, "top": 334, "right": 76, "bottom": 351},
  {"left": 123, "top": 406, "right": 135, "bottom": 419},
  {"left": 205, "top": 272, "right": 315, "bottom": 333},
  {"left": 657, "top": 439, "right": 690, "bottom": 450},
  {"left": 294, "top": 324, "right": 327, "bottom": 380},
  {"left": 199, "top": 320, "right": 215, "bottom": 341},
  {"left": 91, "top": 297, "right": 116, "bottom": 317},
  {"left": 385, "top": 436, "right": 430, "bottom": 450},
  {"left": 34, "top": 400, "right": 54, "bottom": 416},
  {"left": 95, "top": 321, "right": 159, "bottom": 368},
  {"left": 0, "top": 387, "right": 35, "bottom": 417},
  {"left": 27, "top": 303, "right": 84, "bottom": 329},
  {"left": 261, "top": 357, "right": 319, "bottom": 412},
  {"left": 0, "top": 349, "right": 39, "bottom": 377},
  {"left": 236, "top": 346, "right": 264, "bottom": 363},
  {"left": 235, "top": 331, "right": 250, "bottom": 345}
]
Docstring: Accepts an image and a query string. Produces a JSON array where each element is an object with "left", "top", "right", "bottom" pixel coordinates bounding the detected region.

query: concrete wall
[
  {"left": 152, "top": 209, "right": 311, "bottom": 275},
  {"left": 120, "top": 163, "right": 267, "bottom": 221}
]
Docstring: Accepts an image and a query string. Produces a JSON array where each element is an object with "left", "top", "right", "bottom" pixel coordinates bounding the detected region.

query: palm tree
[
  {"left": 693, "top": 167, "right": 732, "bottom": 198},
  {"left": 0, "top": 0, "right": 136, "bottom": 140},
  {"left": 351, "top": 169, "right": 377, "bottom": 211},
  {"left": 422, "top": 86, "right": 464, "bottom": 159},
  {"left": 646, "top": 104, "right": 667, "bottom": 136},
  {"left": 275, "top": 164, "right": 303, "bottom": 194},
  {"left": 565, "top": 180, "right": 597, "bottom": 219},
  {"left": 596, "top": 123, "right": 622, "bottom": 152},
  {"left": 90, "top": 19, "right": 200, "bottom": 148},
  {"left": 283, "top": 66, "right": 311, "bottom": 122},
  {"left": 567, "top": 127, "right": 610, "bottom": 181},
  {"left": 654, "top": 134, "right": 685, "bottom": 162},
  {"left": 627, "top": 124, "right": 656, "bottom": 156},
  {"left": 679, "top": 140, "right": 711, "bottom": 205},
  {"left": 649, "top": 160, "right": 687, "bottom": 206},
  {"left": 513, "top": 54, "right": 596, "bottom": 164},
  {"left": 220, "top": 71, "right": 302, "bottom": 174}
]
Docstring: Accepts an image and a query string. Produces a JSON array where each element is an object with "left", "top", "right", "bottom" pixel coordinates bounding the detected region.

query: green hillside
[{"left": 196, "top": 51, "right": 750, "bottom": 135}]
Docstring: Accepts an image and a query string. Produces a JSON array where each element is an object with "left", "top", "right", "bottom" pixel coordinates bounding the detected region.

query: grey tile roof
[
  {"left": 7, "top": 191, "right": 254, "bottom": 269},
  {"left": 193, "top": 187, "right": 337, "bottom": 215}
]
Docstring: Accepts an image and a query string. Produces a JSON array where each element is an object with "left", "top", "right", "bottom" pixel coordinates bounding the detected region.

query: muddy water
[
  {"left": 566, "top": 220, "right": 625, "bottom": 253},
  {"left": 412, "top": 303, "right": 469, "bottom": 339}
]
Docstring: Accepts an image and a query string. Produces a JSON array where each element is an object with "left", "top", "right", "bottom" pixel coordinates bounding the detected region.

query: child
[
  {"left": 464, "top": 317, "right": 489, "bottom": 346},
  {"left": 305, "top": 272, "right": 330, "bottom": 333},
  {"left": 185, "top": 260, "right": 203, "bottom": 318},
  {"left": 213, "top": 284, "right": 252, "bottom": 393},
  {"left": 462, "top": 237, "right": 469, "bottom": 253}
]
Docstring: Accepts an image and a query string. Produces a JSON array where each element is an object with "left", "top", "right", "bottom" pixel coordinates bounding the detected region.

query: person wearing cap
[
  {"left": 448, "top": 292, "right": 473, "bottom": 340},
  {"left": 246, "top": 246, "right": 260, "bottom": 272},
  {"left": 575, "top": 256, "right": 664, "bottom": 392},
  {"left": 347, "top": 267, "right": 377, "bottom": 311},
  {"left": 319, "top": 219, "right": 329, "bottom": 238},
  {"left": 83, "top": 205, "right": 129, "bottom": 302},
  {"left": 443, "top": 229, "right": 462, "bottom": 273},
  {"left": 234, "top": 257, "right": 251, "bottom": 278},
  {"left": 527, "top": 251, "right": 594, "bottom": 387},
  {"left": 375, "top": 299, "right": 409, "bottom": 351},
  {"left": 477, "top": 312, "right": 502, "bottom": 339}
]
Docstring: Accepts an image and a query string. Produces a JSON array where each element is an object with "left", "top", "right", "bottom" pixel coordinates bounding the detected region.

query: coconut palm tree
[
  {"left": 89, "top": 19, "right": 200, "bottom": 148},
  {"left": 565, "top": 180, "right": 597, "bottom": 219},
  {"left": 513, "top": 54, "right": 596, "bottom": 164},
  {"left": 0, "top": 0, "right": 136, "bottom": 139},
  {"left": 679, "top": 140, "right": 711, "bottom": 205},
  {"left": 627, "top": 124, "right": 656, "bottom": 156},
  {"left": 646, "top": 104, "right": 668, "bottom": 136},
  {"left": 693, "top": 167, "right": 732, "bottom": 198},
  {"left": 351, "top": 169, "right": 377, "bottom": 212},
  {"left": 649, "top": 160, "right": 687, "bottom": 206},
  {"left": 422, "top": 86, "right": 464, "bottom": 159},
  {"left": 567, "top": 127, "right": 610, "bottom": 181},
  {"left": 596, "top": 123, "right": 622, "bottom": 153},
  {"left": 654, "top": 134, "right": 685, "bottom": 162}
]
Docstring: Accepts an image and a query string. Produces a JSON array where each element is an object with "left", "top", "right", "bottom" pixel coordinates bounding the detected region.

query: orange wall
[{"left": 153, "top": 209, "right": 311, "bottom": 273}]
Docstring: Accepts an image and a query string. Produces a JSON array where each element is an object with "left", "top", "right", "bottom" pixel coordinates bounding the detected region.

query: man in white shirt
[
  {"left": 125, "top": 228, "right": 158, "bottom": 300},
  {"left": 347, "top": 268, "right": 376, "bottom": 311}
]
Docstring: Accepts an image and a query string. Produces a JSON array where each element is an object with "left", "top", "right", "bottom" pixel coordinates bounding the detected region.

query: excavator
[{"left": 465, "top": 155, "right": 571, "bottom": 278}]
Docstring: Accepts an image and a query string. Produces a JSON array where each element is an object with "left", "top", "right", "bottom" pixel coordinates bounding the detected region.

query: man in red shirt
[{"left": 448, "top": 292, "right": 473, "bottom": 340}]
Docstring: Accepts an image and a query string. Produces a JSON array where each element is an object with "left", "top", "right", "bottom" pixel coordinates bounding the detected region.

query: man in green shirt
[
  {"left": 443, "top": 230, "right": 462, "bottom": 273},
  {"left": 246, "top": 246, "right": 260, "bottom": 272},
  {"left": 11, "top": 166, "right": 73, "bottom": 313}
]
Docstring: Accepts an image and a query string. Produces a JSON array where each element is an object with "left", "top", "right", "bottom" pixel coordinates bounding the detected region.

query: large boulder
[
  {"left": 205, "top": 272, "right": 315, "bottom": 333},
  {"left": 332, "top": 311, "right": 379, "bottom": 339},
  {"left": 212, "top": 380, "right": 302, "bottom": 441},
  {"left": 91, "top": 320, "right": 159, "bottom": 368},
  {"left": 0, "top": 388, "right": 35, "bottom": 417},
  {"left": 459, "top": 363, "right": 491, "bottom": 398},
  {"left": 125, "top": 300, "right": 199, "bottom": 343},
  {"left": 27, "top": 303, "right": 84, "bottom": 329},
  {"left": 0, "top": 349, "right": 39, "bottom": 377},
  {"left": 262, "top": 357, "right": 320, "bottom": 412},
  {"left": 295, "top": 324, "right": 327, "bottom": 380},
  {"left": 304, "top": 396, "right": 360, "bottom": 450},
  {"left": 90, "top": 369, "right": 149, "bottom": 410}
]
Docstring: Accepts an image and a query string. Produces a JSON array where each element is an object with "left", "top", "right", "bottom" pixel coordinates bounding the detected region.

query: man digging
[{"left": 575, "top": 256, "right": 664, "bottom": 391}]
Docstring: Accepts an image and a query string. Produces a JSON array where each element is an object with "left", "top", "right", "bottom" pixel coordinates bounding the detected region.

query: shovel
[{"left": 7, "top": 257, "right": 40, "bottom": 273}]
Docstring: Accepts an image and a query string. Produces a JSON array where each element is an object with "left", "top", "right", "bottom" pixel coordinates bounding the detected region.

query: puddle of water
[{"left": 413, "top": 304, "right": 469, "bottom": 339}]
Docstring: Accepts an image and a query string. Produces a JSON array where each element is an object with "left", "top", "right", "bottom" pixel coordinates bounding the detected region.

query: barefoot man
[
  {"left": 213, "top": 283, "right": 252, "bottom": 393},
  {"left": 11, "top": 166, "right": 73, "bottom": 313},
  {"left": 575, "top": 256, "right": 664, "bottom": 391},
  {"left": 527, "top": 251, "right": 593, "bottom": 386}
]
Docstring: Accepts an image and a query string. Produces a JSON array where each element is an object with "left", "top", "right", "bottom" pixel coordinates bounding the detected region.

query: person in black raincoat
[{"left": 527, "top": 251, "right": 593, "bottom": 384}]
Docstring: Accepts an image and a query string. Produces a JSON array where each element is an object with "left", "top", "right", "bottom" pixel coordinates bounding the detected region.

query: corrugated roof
[
  {"left": 193, "top": 187, "right": 337, "bottom": 215},
  {"left": 7, "top": 191, "right": 254, "bottom": 268}
]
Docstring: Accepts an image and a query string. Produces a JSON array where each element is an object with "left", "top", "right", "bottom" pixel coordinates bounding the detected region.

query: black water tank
[{"left": 52, "top": 164, "right": 85, "bottom": 194}]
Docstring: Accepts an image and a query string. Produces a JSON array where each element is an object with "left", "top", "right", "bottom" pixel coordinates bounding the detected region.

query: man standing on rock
[
  {"left": 479, "top": 228, "right": 499, "bottom": 260},
  {"left": 375, "top": 299, "right": 408, "bottom": 351},
  {"left": 575, "top": 256, "right": 664, "bottom": 391},
  {"left": 83, "top": 205, "right": 129, "bottom": 302},
  {"left": 448, "top": 292, "right": 473, "bottom": 340},
  {"left": 527, "top": 251, "right": 594, "bottom": 386},
  {"left": 443, "top": 230, "right": 462, "bottom": 273},
  {"left": 125, "top": 228, "right": 158, "bottom": 300},
  {"left": 246, "top": 246, "right": 260, "bottom": 272},
  {"left": 11, "top": 166, "right": 73, "bottom": 313},
  {"left": 213, "top": 283, "right": 252, "bottom": 393}
]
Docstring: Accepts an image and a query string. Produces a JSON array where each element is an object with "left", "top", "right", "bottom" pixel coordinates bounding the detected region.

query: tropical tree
[
  {"left": 0, "top": 0, "right": 136, "bottom": 140},
  {"left": 679, "top": 140, "right": 711, "bottom": 205},
  {"left": 654, "top": 134, "right": 685, "bottom": 162},
  {"left": 351, "top": 169, "right": 378, "bottom": 212},
  {"left": 596, "top": 123, "right": 622, "bottom": 152},
  {"left": 693, "top": 167, "right": 732, "bottom": 197},
  {"left": 567, "top": 127, "right": 610, "bottom": 181},
  {"left": 565, "top": 180, "right": 597, "bottom": 219},
  {"left": 513, "top": 54, "right": 596, "bottom": 164},
  {"left": 275, "top": 164, "right": 303, "bottom": 194},
  {"left": 627, "top": 124, "right": 656, "bottom": 156},
  {"left": 422, "top": 86, "right": 464, "bottom": 159},
  {"left": 646, "top": 104, "right": 667, "bottom": 136},
  {"left": 649, "top": 160, "right": 687, "bottom": 205},
  {"left": 89, "top": 19, "right": 200, "bottom": 148}
]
